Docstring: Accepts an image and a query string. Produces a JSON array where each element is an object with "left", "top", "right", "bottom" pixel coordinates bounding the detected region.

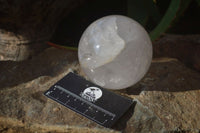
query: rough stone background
[
  {"left": 0, "top": 35, "right": 200, "bottom": 133},
  {"left": 0, "top": 0, "right": 86, "bottom": 61}
]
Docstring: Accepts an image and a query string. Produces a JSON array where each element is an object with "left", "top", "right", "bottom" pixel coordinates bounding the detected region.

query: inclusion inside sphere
[{"left": 78, "top": 15, "right": 152, "bottom": 90}]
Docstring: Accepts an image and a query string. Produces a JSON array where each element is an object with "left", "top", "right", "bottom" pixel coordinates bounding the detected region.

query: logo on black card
[{"left": 80, "top": 87, "right": 102, "bottom": 103}]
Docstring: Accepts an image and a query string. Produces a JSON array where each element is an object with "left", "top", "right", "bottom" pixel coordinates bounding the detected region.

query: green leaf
[
  {"left": 196, "top": 0, "right": 200, "bottom": 6},
  {"left": 150, "top": 0, "right": 181, "bottom": 41},
  {"left": 168, "top": 0, "right": 191, "bottom": 32},
  {"left": 127, "top": 0, "right": 161, "bottom": 26},
  {"left": 127, "top": 0, "right": 149, "bottom": 26},
  {"left": 145, "top": 0, "right": 161, "bottom": 24},
  {"left": 177, "top": 0, "right": 192, "bottom": 16}
]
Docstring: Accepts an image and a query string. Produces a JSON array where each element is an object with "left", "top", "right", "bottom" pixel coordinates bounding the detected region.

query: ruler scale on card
[
  {"left": 45, "top": 85, "right": 115, "bottom": 125},
  {"left": 44, "top": 72, "right": 133, "bottom": 127}
]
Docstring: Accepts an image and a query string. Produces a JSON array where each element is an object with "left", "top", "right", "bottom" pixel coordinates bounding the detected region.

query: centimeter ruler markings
[{"left": 45, "top": 85, "right": 116, "bottom": 125}]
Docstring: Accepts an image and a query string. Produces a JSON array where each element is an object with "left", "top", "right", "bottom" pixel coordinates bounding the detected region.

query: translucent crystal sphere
[{"left": 78, "top": 15, "right": 152, "bottom": 90}]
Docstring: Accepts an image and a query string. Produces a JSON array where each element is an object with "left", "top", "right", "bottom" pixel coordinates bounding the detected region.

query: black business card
[{"left": 44, "top": 72, "right": 133, "bottom": 127}]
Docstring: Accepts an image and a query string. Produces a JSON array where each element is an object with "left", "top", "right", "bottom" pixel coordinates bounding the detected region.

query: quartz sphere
[{"left": 78, "top": 15, "right": 152, "bottom": 90}]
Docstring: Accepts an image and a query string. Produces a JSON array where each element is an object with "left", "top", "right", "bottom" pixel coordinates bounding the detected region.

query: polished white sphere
[{"left": 78, "top": 15, "right": 152, "bottom": 90}]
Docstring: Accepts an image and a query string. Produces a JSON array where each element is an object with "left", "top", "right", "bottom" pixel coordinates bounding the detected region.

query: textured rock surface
[
  {"left": 0, "top": 0, "right": 86, "bottom": 61},
  {"left": 153, "top": 34, "right": 200, "bottom": 72},
  {"left": 127, "top": 58, "right": 200, "bottom": 132},
  {"left": 0, "top": 47, "right": 200, "bottom": 133}
]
